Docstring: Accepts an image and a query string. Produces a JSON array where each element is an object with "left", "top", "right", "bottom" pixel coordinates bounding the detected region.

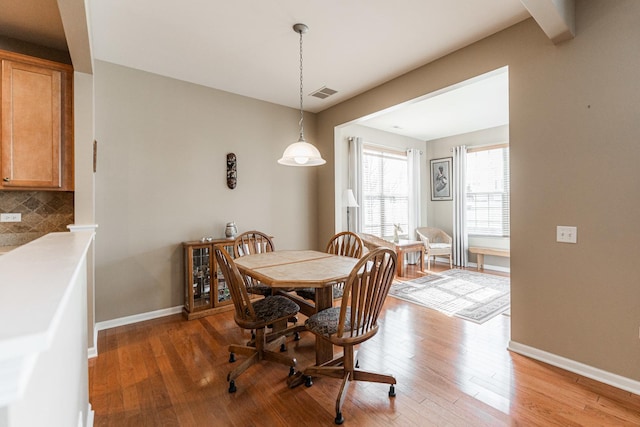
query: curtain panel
[
  {"left": 348, "top": 137, "right": 363, "bottom": 232},
  {"left": 452, "top": 145, "right": 468, "bottom": 267},
  {"left": 407, "top": 148, "right": 422, "bottom": 264}
]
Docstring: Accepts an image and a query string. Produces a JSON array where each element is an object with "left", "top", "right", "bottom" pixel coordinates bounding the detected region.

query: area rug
[{"left": 389, "top": 269, "right": 510, "bottom": 324}]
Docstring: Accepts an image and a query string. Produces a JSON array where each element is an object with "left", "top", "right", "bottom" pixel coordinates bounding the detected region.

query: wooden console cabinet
[
  {"left": 183, "top": 238, "right": 236, "bottom": 320},
  {"left": 0, "top": 50, "right": 73, "bottom": 190}
]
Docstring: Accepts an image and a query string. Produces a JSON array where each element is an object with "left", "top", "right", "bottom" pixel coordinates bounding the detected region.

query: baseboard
[
  {"left": 87, "top": 346, "right": 97, "bottom": 359},
  {"left": 468, "top": 261, "right": 510, "bottom": 273},
  {"left": 508, "top": 341, "right": 640, "bottom": 395},
  {"left": 430, "top": 258, "right": 510, "bottom": 273},
  {"left": 86, "top": 403, "right": 94, "bottom": 427},
  {"left": 87, "top": 324, "right": 98, "bottom": 359},
  {"left": 95, "top": 306, "right": 183, "bottom": 332}
]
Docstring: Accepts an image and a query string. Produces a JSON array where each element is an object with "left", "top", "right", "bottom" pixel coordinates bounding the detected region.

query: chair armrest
[{"left": 416, "top": 230, "right": 430, "bottom": 247}]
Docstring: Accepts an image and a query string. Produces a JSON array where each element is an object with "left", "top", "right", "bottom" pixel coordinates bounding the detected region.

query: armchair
[{"left": 416, "top": 227, "right": 453, "bottom": 269}]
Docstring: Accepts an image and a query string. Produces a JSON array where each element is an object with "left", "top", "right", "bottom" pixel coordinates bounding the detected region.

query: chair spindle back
[
  {"left": 337, "top": 247, "right": 397, "bottom": 339},
  {"left": 326, "top": 231, "right": 364, "bottom": 258},
  {"left": 214, "top": 246, "right": 255, "bottom": 322},
  {"left": 233, "top": 231, "right": 274, "bottom": 257}
]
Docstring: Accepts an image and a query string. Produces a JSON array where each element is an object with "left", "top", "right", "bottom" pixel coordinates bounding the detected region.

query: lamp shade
[
  {"left": 278, "top": 139, "right": 326, "bottom": 166},
  {"left": 344, "top": 189, "right": 359, "bottom": 207}
]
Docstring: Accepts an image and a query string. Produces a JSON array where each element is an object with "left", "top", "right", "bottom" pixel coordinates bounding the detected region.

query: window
[
  {"left": 361, "top": 145, "right": 408, "bottom": 239},
  {"left": 466, "top": 145, "right": 510, "bottom": 237}
]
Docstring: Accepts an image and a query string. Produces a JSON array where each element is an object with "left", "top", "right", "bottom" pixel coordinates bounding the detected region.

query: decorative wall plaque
[{"left": 226, "top": 153, "right": 237, "bottom": 189}]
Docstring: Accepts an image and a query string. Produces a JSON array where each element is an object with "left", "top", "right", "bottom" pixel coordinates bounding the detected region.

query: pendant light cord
[{"left": 298, "top": 28, "right": 305, "bottom": 140}]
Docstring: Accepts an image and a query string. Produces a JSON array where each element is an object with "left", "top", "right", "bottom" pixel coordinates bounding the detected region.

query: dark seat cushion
[
  {"left": 295, "top": 287, "right": 316, "bottom": 300},
  {"left": 250, "top": 295, "right": 299, "bottom": 325},
  {"left": 296, "top": 285, "right": 344, "bottom": 301},
  {"left": 305, "top": 307, "right": 351, "bottom": 337},
  {"left": 246, "top": 283, "right": 272, "bottom": 296}
]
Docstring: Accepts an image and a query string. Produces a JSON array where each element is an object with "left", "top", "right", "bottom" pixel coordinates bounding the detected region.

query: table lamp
[{"left": 344, "top": 189, "right": 359, "bottom": 232}]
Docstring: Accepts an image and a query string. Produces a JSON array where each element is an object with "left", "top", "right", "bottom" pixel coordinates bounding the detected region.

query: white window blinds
[
  {"left": 361, "top": 145, "right": 409, "bottom": 239},
  {"left": 465, "top": 145, "right": 510, "bottom": 237}
]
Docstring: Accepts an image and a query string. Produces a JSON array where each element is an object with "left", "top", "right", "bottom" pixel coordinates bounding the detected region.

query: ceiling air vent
[{"left": 310, "top": 86, "right": 338, "bottom": 99}]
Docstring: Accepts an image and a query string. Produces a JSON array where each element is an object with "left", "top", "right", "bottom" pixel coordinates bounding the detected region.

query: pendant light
[{"left": 278, "top": 23, "right": 326, "bottom": 167}]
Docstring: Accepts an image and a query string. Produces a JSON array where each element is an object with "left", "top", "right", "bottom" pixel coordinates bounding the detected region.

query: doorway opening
[{"left": 334, "top": 66, "right": 510, "bottom": 274}]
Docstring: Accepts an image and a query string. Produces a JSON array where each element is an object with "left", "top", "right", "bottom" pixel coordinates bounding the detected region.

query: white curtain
[
  {"left": 452, "top": 145, "right": 468, "bottom": 267},
  {"left": 348, "top": 137, "right": 363, "bottom": 232},
  {"left": 407, "top": 148, "right": 422, "bottom": 263}
]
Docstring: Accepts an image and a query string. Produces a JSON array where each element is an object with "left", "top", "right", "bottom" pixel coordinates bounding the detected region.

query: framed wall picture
[{"left": 430, "top": 157, "right": 452, "bottom": 201}]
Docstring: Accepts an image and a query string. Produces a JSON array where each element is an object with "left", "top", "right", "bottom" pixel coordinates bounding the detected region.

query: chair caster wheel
[
  {"left": 334, "top": 411, "right": 344, "bottom": 425},
  {"left": 229, "top": 353, "right": 235, "bottom": 363},
  {"left": 289, "top": 366, "right": 295, "bottom": 376},
  {"left": 228, "top": 380, "right": 236, "bottom": 393},
  {"left": 294, "top": 332, "right": 301, "bottom": 341},
  {"left": 389, "top": 384, "right": 396, "bottom": 397},
  {"left": 280, "top": 343, "right": 287, "bottom": 352},
  {"left": 304, "top": 376, "right": 313, "bottom": 387}
]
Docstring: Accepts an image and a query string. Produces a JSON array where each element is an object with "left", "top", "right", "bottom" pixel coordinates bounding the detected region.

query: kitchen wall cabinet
[{"left": 0, "top": 50, "right": 73, "bottom": 191}]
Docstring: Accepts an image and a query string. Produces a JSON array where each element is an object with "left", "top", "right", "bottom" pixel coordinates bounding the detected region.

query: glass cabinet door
[
  {"left": 216, "top": 243, "right": 234, "bottom": 304},
  {"left": 183, "top": 239, "right": 235, "bottom": 320},
  {"left": 191, "top": 245, "right": 212, "bottom": 309}
]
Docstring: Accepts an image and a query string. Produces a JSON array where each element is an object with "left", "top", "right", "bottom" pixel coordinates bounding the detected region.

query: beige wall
[
  {"left": 94, "top": 60, "right": 320, "bottom": 321},
  {"left": 317, "top": 1, "right": 640, "bottom": 382}
]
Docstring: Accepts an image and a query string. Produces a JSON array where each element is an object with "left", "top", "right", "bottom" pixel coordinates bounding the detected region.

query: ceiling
[{"left": 1, "top": 1, "right": 536, "bottom": 140}]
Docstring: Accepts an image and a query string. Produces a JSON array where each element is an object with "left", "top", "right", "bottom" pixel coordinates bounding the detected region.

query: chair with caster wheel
[
  {"left": 303, "top": 247, "right": 398, "bottom": 424},
  {"left": 214, "top": 246, "right": 305, "bottom": 393}
]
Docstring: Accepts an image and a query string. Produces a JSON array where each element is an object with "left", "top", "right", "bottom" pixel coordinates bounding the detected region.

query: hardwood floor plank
[{"left": 89, "top": 264, "right": 640, "bottom": 425}]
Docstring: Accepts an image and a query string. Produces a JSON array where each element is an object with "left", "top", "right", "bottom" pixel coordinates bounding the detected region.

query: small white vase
[{"left": 225, "top": 222, "right": 237, "bottom": 238}]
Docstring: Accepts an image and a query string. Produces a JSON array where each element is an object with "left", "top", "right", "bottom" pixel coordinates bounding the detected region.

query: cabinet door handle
[{"left": 2, "top": 177, "right": 9, "bottom": 182}]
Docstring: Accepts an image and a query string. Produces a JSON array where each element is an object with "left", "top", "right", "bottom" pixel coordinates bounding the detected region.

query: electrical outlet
[
  {"left": 0, "top": 213, "right": 21, "bottom": 222},
  {"left": 556, "top": 226, "right": 577, "bottom": 243}
]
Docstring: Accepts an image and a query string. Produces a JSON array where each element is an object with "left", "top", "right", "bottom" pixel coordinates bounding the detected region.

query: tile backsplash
[{"left": 0, "top": 191, "right": 74, "bottom": 247}]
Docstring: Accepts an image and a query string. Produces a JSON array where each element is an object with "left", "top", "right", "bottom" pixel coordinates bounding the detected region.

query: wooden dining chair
[
  {"left": 214, "top": 246, "right": 305, "bottom": 393},
  {"left": 296, "top": 231, "right": 364, "bottom": 302},
  {"left": 302, "top": 247, "right": 398, "bottom": 425},
  {"left": 233, "top": 231, "right": 275, "bottom": 296}
]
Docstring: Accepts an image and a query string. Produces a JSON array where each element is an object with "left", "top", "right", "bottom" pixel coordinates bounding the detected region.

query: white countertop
[
  {"left": 0, "top": 231, "right": 94, "bottom": 358},
  {"left": 0, "top": 246, "right": 18, "bottom": 255}
]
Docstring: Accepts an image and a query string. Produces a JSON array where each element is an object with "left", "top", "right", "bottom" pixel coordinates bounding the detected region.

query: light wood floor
[{"left": 89, "top": 264, "right": 640, "bottom": 426}]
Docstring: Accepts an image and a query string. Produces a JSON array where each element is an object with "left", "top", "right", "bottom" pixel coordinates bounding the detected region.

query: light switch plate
[{"left": 556, "top": 226, "right": 577, "bottom": 243}]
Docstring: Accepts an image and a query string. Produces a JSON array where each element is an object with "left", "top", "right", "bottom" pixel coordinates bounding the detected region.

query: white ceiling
[
  {"left": 1, "top": 0, "right": 534, "bottom": 140},
  {"left": 88, "top": 0, "right": 530, "bottom": 114},
  {"left": 359, "top": 68, "right": 510, "bottom": 140}
]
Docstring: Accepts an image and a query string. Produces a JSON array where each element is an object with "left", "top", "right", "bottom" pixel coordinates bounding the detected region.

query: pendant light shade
[
  {"left": 279, "top": 138, "right": 326, "bottom": 166},
  {"left": 278, "top": 23, "right": 326, "bottom": 167}
]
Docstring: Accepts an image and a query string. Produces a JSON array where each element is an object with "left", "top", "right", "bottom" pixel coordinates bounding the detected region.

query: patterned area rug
[{"left": 389, "top": 269, "right": 510, "bottom": 324}]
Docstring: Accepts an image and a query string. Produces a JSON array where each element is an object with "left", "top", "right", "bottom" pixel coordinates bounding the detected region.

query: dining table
[{"left": 233, "top": 249, "right": 359, "bottom": 367}]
